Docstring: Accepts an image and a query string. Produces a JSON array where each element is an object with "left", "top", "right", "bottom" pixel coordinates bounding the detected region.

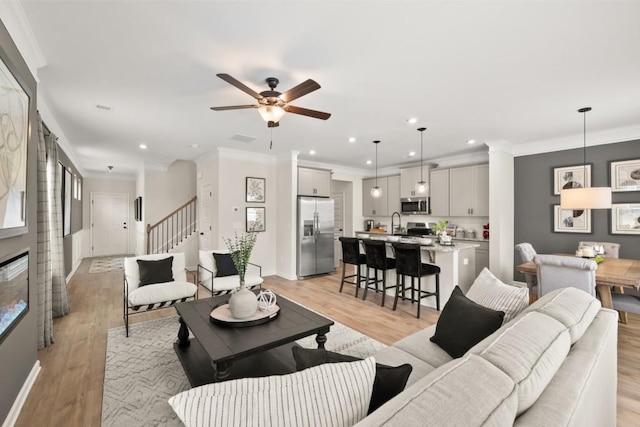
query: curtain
[{"left": 36, "top": 112, "right": 69, "bottom": 349}]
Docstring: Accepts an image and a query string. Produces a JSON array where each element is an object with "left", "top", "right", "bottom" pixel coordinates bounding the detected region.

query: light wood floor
[{"left": 14, "top": 259, "right": 640, "bottom": 426}]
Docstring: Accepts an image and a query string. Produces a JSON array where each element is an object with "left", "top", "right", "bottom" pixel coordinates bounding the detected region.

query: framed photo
[
  {"left": 246, "top": 207, "right": 265, "bottom": 232},
  {"left": 553, "top": 164, "right": 591, "bottom": 195},
  {"left": 553, "top": 205, "right": 591, "bottom": 233},
  {"left": 0, "top": 48, "right": 30, "bottom": 239},
  {"left": 610, "top": 203, "right": 640, "bottom": 235},
  {"left": 610, "top": 159, "right": 640, "bottom": 192},
  {"left": 134, "top": 197, "right": 139, "bottom": 221},
  {"left": 246, "top": 177, "right": 265, "bottom": 203},
  {"left": 63, "top": 167, "right": 72, "bottom": 236}
]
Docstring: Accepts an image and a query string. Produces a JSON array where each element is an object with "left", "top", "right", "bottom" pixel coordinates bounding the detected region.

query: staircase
[{"left": 146, "top": 196, "right": 197, "bottom": 254}]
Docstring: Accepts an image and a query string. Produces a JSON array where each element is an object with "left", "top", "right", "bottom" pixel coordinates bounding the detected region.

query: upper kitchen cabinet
[
  {"left": 429, "top": 169, "right": 450, "bottom": 216},
  {"left": 449, "top": 164, "right": 489, "bottom": 216},
  {"left": 400, "top": 166, "right": 429, "bottom": 198},
  {"left": 362, "top": 175, "right": 399, "bottom": 217},
  {"left": 298, "top": 167, "right": 331, "bottom": 197}
]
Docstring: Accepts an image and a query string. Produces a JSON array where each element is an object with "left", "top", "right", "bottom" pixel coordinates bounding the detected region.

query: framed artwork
[
  {"left": 63, "top": 167, "right": 72, "bottom": 236},
  {"left": 246, "top": 207, "right": 265, "bottom": 232},
  {"left": 134, "top": 198, "right": 139, "bottom": 221},
  {"left": 610, "top": 159, "right": 640, "bottom": 192},
  {"left": 553, "top": 205, "right": 591, "bottom": 233},
  {"left": 0, "top": 49, "right": 30, "bottom": 239},
  {"left": 610, "top": 203, "right": 640, "bottom": 235},
  {"left": 553, "top": 164, "right": 591, "bottom": 195},
  {"left": 246, "top": 177, "right": 265, "bottom": 203}
]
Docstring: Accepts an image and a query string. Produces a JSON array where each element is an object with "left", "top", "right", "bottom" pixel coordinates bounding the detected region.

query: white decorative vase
[{"left": 228, "top": 281, "right": 258, "bottom": 319}]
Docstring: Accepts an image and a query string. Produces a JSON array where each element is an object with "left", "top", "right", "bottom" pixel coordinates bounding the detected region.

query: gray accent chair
[
  {"left": 515, "top": 243, "right": 538, "bottom": 296},
  {"left": 577, "top": 241, "right": 621, "bottom": 258},
  {"left": 612, "top": 292, "right": 640, "bottom": 315},
  {"left": 534, "top": 254, "right": 597, "bottom": 297}
]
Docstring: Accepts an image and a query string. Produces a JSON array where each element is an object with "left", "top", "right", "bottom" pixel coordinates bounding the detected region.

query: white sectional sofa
[{"left": 358, "top": 287, "right": 617, "bottom": 426}]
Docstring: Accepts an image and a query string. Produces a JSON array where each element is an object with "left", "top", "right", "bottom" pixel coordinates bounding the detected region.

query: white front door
[
  {"left": 91, "top": 192, "right": 129, "bottom": 256},
  {"left": 200, "top": 184, "right": 213, "bottom": 250}
]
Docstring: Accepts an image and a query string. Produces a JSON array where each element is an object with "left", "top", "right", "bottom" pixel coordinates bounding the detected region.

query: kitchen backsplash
[{"left": 367, "top": 215, "right": 489, "bottom": 239}]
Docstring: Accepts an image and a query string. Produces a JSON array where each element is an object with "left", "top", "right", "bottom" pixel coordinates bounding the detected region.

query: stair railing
[{"left": 146, "top": 196, "right": 197, "bottom": 254}]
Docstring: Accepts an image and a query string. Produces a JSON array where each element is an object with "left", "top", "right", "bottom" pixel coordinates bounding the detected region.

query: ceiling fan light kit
[
  {"left": 415, "top": 127, "right": 428, "bottom": 195},
  {"left": 371, "top": 140, "right": 382, "bottom": 199},
  {"left": 560, "top": 107, "right": 612, "bottom": 210}
]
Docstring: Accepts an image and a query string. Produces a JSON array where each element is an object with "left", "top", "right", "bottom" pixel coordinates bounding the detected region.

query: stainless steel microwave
[{"left": 401, "top": 197, "right": 430, "bottom": 215}]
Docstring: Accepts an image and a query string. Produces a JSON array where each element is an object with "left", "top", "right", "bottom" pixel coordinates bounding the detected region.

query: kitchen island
[{"left": 354, "top": 232, "right": 479, "bottom": 310}]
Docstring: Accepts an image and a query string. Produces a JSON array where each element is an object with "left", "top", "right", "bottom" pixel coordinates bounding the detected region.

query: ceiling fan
[{"left": 211, "top": 73, "right": 331, "bottom": 128}]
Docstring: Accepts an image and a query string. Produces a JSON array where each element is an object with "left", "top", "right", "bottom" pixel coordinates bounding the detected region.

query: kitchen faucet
[{"left": 391, "top": 211, "right": 402, "bottom": 235}]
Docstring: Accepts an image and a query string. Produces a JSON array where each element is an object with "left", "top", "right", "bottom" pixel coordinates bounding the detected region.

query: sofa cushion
[
  {"left": 291, "top": 347, "right": 412, "bottom": 415},
  {"left": 213, "top": 253, "right": 238, "bottom": 277},
  {"left": 354, "top": 355, "right": 518, "bottom": 427},
  {"left": 466, "top": 267, "right": 529, "bottom": 323},
  {"left": 372, "top": 346, "right": 437, "bottom": 387},
  {"left": 521, "top": 287, "right": 601, "bottom": 344},
  {"left": 430, "top": 286, "right": 505, "bottom": 358},
  {"left": 392, "top": 324, "right": 453, "bottom": 370},
  {"left": 469, "top": 311, "right": 571, "bottom": 415},
  {"left": 128, "top": 281, "right": 197, "bottom": 308},
  {"left": 137, "top": 256, "right": 174, "bottom": 286},
  {"left": 125, "top": 252, "right": 187, "bottom": 291},
  {"left": 169, "top": 357, "right": 376, "bottom": 427}
]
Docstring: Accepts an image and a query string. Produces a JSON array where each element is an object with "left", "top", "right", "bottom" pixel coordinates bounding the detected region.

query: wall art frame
[
  {"left": 610, "top": 159, "right": 640, "bottom": 192},
  {"left": 553, "top": 205, "right": 592, "bottom": 234},
  {"left": 63, "top": 167, "right": 72, "bottom": 237},
  {"left": 553, "top": 164, "right": 592, "bottom": 195},
  {"left": 610, "top": 203, "right": 640, "bottom": 235},
  {"left": 246, "top": 177, "right": 265, "bottom": 203},
  {"left": 246, "top": 207, "right": 265, "bottom": 232},
  {"left": 0, "top": 45, "right": 31, "bottom": 239}
]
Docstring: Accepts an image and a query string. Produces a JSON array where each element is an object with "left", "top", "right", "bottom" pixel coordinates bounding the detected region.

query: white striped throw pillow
[
  {"left": 169, "top": 357, "right": 377, "bottom": 427},
  {"left": 466, "top": 268, "right": 529, "bottom": 323}
]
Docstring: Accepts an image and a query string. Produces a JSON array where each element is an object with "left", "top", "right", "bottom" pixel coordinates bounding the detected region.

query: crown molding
[
  {"left": 83, "top": 171, "right": 136, "bottom": 181},
  {"left": 142, "top": 162, "right": 170, "bottom": 172},
  {"left": 0, "top": 1, "right": 46, "bottom": 79},
  {"left": 513, "top": 124, "right": 640, "bottom": 157}
]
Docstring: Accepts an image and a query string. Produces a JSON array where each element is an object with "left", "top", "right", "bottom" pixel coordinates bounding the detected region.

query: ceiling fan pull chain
[{"left": 270, "top": 127, "right": 273, "bottom": 149}]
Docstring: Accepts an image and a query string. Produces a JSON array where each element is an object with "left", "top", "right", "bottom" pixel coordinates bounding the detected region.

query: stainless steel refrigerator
[{"left": 297, "top": 197, "right": 335, "bottom": 278}]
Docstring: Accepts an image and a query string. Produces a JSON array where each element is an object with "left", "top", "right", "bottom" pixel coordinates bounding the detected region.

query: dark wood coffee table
[{"left": 173, "top": 292, "right": 334, "bottom": 386}]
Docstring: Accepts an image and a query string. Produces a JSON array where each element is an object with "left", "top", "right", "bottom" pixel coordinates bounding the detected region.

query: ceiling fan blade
[
  {"left": 216, "top": 73, "right": 263, "bottom": 100},
  {"left": 210, "top": 105, "right": 258, "bottom": 111},
  {"left": 280, "top": 79, "right": 321, "bottom": 103},
  {"left": 285, "top": 105, "right": 331, "bottom": 120}
]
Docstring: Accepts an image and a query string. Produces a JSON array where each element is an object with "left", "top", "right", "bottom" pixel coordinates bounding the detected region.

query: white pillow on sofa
[
  {"left": 466, "top": 268, "right": 529, "bottom": 323},
  {"left": 169, "top": 357, "right": 376, "bottom": 427}
]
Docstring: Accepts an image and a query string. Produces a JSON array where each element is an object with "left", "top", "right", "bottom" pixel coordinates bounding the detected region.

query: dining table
[{"left": 516, "top": 255, "right": 640, "bottom": 317}]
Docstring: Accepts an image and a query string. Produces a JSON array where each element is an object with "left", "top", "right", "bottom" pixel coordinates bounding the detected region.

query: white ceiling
[{"left": 16, "top": 1, "right": 640, "bottom": 176}]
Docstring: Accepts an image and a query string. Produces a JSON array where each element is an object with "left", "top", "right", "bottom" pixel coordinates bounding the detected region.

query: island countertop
[{"left": 354, "top": 232, "right": 479, "bottom": 252}]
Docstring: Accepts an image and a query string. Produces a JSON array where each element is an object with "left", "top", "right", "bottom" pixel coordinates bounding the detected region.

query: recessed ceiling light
[
  {"left": 191, "top": 144, "right": 200, "bottom": 149},
  {"left": 467, "top": 139, "right": 476, "bottom": 144},
  {"left": 407, "top": 117, "right": 418, "bottom": 124},
  {"left": 348, "top": 137, "right": 356, "bottom": 143},
  {"left": 309, "top": 150, "right": 316, "bottom": 155},
  {"left": 408, "top": 151, "right": 416, "bottom": 157},
  {"left": 366, "top": 160, "right": 372, "bottom": 165},
  {"left": 139, "top": 144, "right": 147, "bottom": 149}
]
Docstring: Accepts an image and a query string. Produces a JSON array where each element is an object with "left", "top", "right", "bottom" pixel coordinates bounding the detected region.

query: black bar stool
[
  {"left": 391, "top": 242, "right": 441, "bottom": 318},
  {"left": 338, "top": 237, "right": 368, "bottom": 297},
  {"left": 361, "top": 239, "right": 397, "bottom": 307}
]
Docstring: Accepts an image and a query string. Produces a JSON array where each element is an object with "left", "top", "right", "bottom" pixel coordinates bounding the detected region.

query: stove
[{"left": 406, "top": 222, "right": 435, "bottom": 236}]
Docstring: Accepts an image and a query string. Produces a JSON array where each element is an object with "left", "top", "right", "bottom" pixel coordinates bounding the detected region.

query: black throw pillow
[
  {"left": 430, "top": 286, "right": 505, "bottom": 358},
  {"left": 137, "top": 256, "right": 174, "bottom": 286},
  {"left": 292, "top": 346, "right": 413, "bottom": 415},
  {"left": 213, "top": 253, "right": 239, "bottom": 277}
]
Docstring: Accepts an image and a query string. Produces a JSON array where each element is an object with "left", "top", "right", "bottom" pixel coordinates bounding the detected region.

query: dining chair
[
  {"left": 338, "top": 237, "right": 368, "bottom": 297},
  {"left": 534, "top": 254, "right": 597, "bottom": 297},
  {"left": 361, "top": 239, "right": 396, "bottom": 307},
  {"left": 577, "top": 241, "right": 621, "bottom": 258},
  {"left": 515, "top": 243, "right": 538, "bottom": 296},
  {"left": 391, "top": 242, "right": 440, "bottom": 318},
  {"left": 612, "top": 293, "right": 640, "bottom": 317}
]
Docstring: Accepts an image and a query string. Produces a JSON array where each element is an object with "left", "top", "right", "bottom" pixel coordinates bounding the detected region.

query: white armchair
[
  {"left": 123, "top": 252, "right": 197, "bottom": 337},
  {"left": 197, "top": 249, "right": 263, "bottom": 296}
]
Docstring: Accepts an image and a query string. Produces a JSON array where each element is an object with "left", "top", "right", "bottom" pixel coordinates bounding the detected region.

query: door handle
[{"left": 200, "top": 232, "right": 204, "bottom": 235}]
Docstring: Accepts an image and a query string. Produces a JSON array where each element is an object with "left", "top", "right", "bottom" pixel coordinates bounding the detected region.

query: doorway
[
  {"left": 91, "top": 192, "right": 129, "bottom": 256},
  {"left": 200, "top": 183, "right": 213, "bottom": 250}
]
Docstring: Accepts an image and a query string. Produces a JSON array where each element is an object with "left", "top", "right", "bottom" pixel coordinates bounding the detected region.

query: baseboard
[
  {"left": 66, "top": 257, "right": 83, "bottom": 282},
  {"left": 275, "top": 272, "right": 297, "bottom": 281},
  {"left": 2, "top": 361, "right": 41, "bottom": 427}
]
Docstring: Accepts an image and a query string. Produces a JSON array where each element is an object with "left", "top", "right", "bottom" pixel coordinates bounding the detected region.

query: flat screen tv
[{"left": 0, "top": 250, "right": 29, "bottom": 345}]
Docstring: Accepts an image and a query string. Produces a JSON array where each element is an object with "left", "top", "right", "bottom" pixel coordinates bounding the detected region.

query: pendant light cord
[
  {"left": 583, "top": 110, "right": 586, "bottom": 170},
  {"left": 375, "top": 142, "right": 378, "bottom": 186},
  {"left": 418, "top": 127, "right": 426, "bottom": 182}
]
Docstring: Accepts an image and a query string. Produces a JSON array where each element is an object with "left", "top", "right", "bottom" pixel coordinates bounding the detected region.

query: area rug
[
  {"left": 102, "top": 315, "right": 385, "bottom": 427},
  {"left": 89, "top": 256, "right": 124, "bottom": 273}
]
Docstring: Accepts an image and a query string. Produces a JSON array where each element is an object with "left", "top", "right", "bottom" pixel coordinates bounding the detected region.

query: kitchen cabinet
[
  {"left": 362, "top": 175, "right": 400, "bottom": 217},
  {"left": 400, "top": 166, "right": 429, "bottom": 198},
  {"left": 298, "top": 167, "right": 331, "bottom": 197},
  {"left": 429, "top": 169, "right": 449, "bottom": 216},
  {"left": 449, "top": 164, "right": 489, "bottom": 216}
]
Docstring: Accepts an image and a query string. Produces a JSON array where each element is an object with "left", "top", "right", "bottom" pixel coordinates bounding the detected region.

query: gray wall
[
  {"left": 58, "top": 146, "right": 83, "bottom": 276},
  {"left": 514, "top": 138, "right": 640, "bottom": 280},
  {"left": 0, "top": 20, "right": 38, "bottom": 423}
]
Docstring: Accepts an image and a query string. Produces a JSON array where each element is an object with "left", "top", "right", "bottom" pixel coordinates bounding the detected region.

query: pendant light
[
  {"left": 371, "top": 140, "right": 382, "bottom": 198},
  {"left": 415, "top": 127, "right": 428, "bottom": 194},
  {"left": 560, "top": 107, "right": 611, "bottom": 209}
]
